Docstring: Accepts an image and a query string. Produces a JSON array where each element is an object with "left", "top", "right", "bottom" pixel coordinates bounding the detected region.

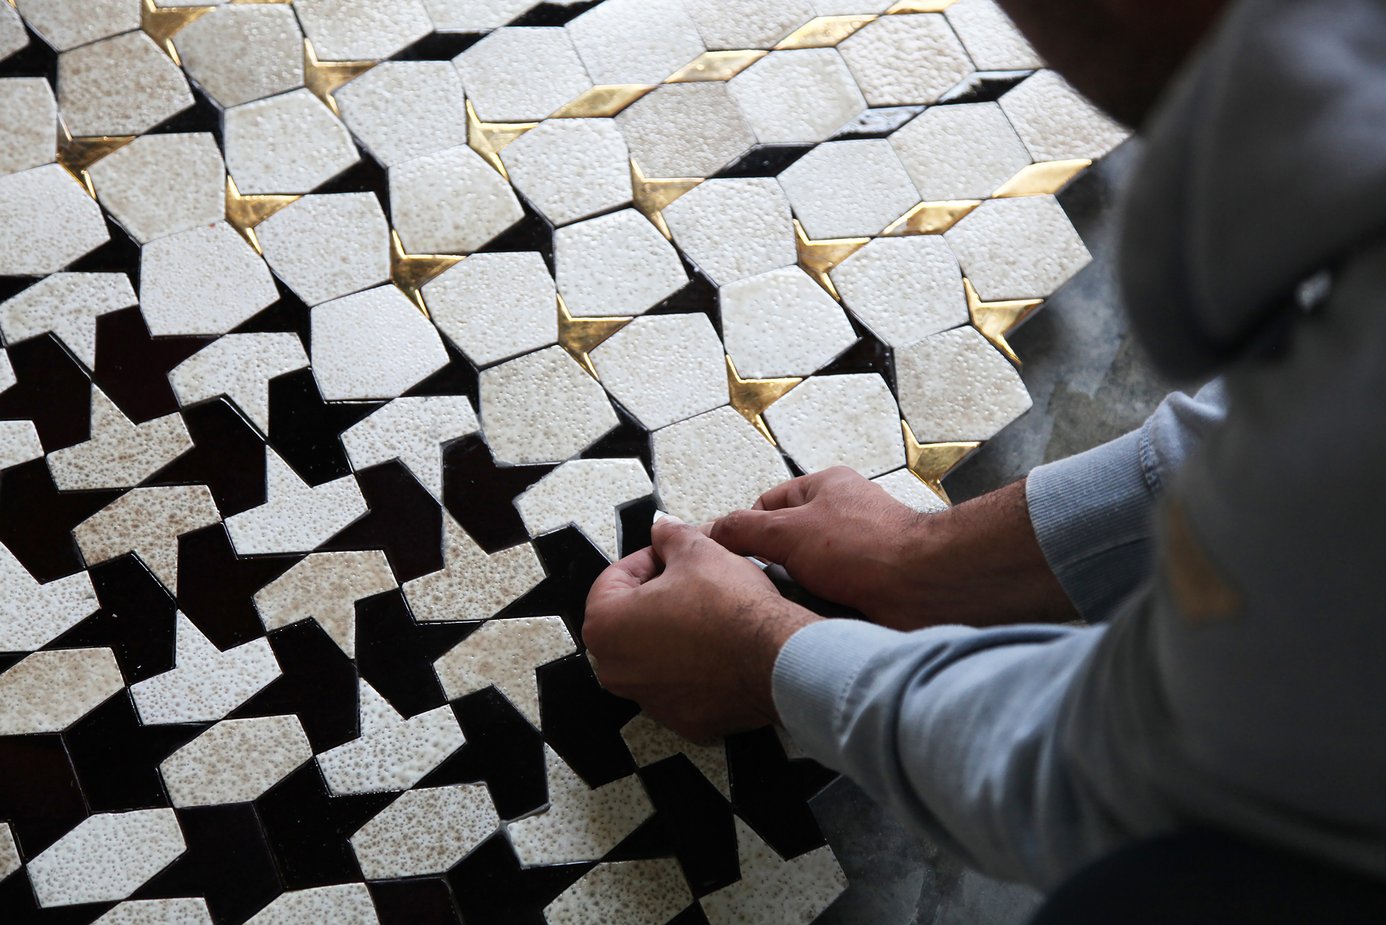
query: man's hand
[{"left": 584, "top": 517, "right": 819, "bottom": 741}]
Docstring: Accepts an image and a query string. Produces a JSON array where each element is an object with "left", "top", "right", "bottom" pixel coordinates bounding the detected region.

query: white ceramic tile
[
  {"left": 455, "top": 27, "right": 592, "bottom": 122},
  {"left": 945, "top": 0, "right": 1042, "bottom": 71},
  {"left": 617, "top": 83, "right": 755, "bottom": 179},
  {"left": 351, "top": 783, "right": 499, "bottom": 878},
  {"left": 316, "top": 681, "right": 465, "bottom": 795},
  {"left": 889, "top": 102, "right": 1031, "bottom": 202},
  {"left": 310, "top": 285, "right": 450, "bottom": 400},
  {"left": 0, "top": 348, "right": 12, "bottom": 394},
  {"left": 390, "top": 144, "right": 522, "bottom": 253},
  {"left": 651, "top": 405, "right": 792, "bottom": 523},
  {"left": 763, "top": 373, "right": 902, "bottom": 478},
  {"left": 546, "top": 859, "right": 693, "bottom": 925},
  {"left": 566, "top": 0, "right": 704, "bottom": 85},
  {"left": 94, "top": 899, "right": 213, "bottom": 925},
  {"left": 0, "top": 420, "right": 43, "bottom": 471},
  {"left": 73, "top": 485, "right": 221, "bottom": 589},
  {"left": 719, "top": 266, "right": 856, "bottom": 379},
  {"left": 432, "top": 615, "right": 575, "bottom": 726},
  {"left": 778, "top": 139, "right": 919, "bottom": 238},
  {"left": 0, "top": 78, "right": 56, "bottom": 176},
  {"left": 700, "top": 817, "right": 847, "bottom": 925},
  {"left": 0, "top": 823, "right": 19, "bottom": 883},
  {"left": 27, "top": 809, "right": 186, "bottom": 909},
  {"left": 507, "top": 747, "right": 653, "bottom": 866},
  {"left": 422, "top": 0, "right": 532, "bottom": 31},
  {"left": 501, "top": 118, "right": 631, "bottom": 227},
  {"left": 830, "top": 235, "right": 967, "bottom": 347},
  {"left": 253, "top": 550, "right": 397, "bottom": 657},
  {"left": 335, "top": 61, "right": 469, "bottom": 168},
  {"left": 477, "top": 344, "right": 619, "bottom": 464},
  {"left": 727, "top": 49, "right": 865, "bottom": 145},
  {"left": 872, "top": 468, "right": 948, "bottom": 514},
  {"left": 0, "top": 272, "right": 135, "bottom": 369},
  {"left": 257, "top": 193, "right": 389, "bottom": 306},
  {"left": 403, "top": 516, "right": 546, "bottom": 622},
  {"left": 516, "top": 458, "right": 652, "bottom": 561},
  {"left": 224, "top": 452, "right": 368, "bottom": 555},
  {"left": 0, "top": 539, "right": 97, "bottom": 651},
  {"left": 88, "top": 132, "right": 226, "bottom": 245},
  {"left": 47, "top": 390, "right": 192, "bottom": 491},
  {"left": 944, "top": 195, "right": 1090, "bottom": 299},
  {"left": 663, "top": 177, "right": 796, "bottom": 286},
  {"left": 57, "top": 32, "right": 192, "bottom": 136},
  {"left": 0, "top": 164, "right": 110, "bottom": 276},
  {"left": 168, "top": 332, "right": 309, "bottom": 433},
  {"left": 895, "top": 324, "right": 1032, "bottom": 442},
  {"left": 591, "top": 313, "right": 726, "bottom": 430},
  {"left": 246, "top": 884, "right": 378, "bottom": 925},
  {"left": 999, "top": 69, "right": 1127, "bottom": 162},
  {"left": 160, "top": 715, "right": 312, "bottom": 807},
  {"left": 342, "top": 395, "right": 479, "bottom": 498},
  {"left": 139, "top": 222, "right": 279, "bottom": 336},
  {"left": 0, "top": 4, "right": 24, "bottom": 61},
  {"left": 130, "top": 613, "right": 280, "bottom": 724},
  {"left": 295, "top": 0, "right": 434, "bottom": 60},
  {"left": 621, "top": 713, "right": 729, "bottom": 798},
  {"left": 555, "top": 209, "right": 687, "bottom": 317},
  {"left": 14, "top": 0, "right": 140, "bottom": 52},
  {"left": 425, "top": 251, "right": 559, "bottom": 367},
  {"left": 811, "top": 0, "right": 892, "bottom": 11},
  {"left": 175, "top": 4, "right": 304, "bottom": 108},
  {"left": 839, "top": 13, "right": 972, "bottom": 107},
  {"left": 682, "top": 0, "right": 815, "bottom": 49},
  {"left": 225, "top": 89, "right": 360, "bottom": 195},
  {"left": 0, "top": 648, "right": 123, "bottom": 736}
]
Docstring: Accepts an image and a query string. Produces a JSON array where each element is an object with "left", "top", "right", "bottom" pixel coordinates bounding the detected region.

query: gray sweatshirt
[{"left": 772, "top": 0, "right": 1386, "bottom": 889}]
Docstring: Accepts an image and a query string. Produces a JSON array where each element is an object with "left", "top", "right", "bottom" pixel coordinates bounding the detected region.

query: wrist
[{"left": 740, "top": 594, "right": 819, "bottom": 724}]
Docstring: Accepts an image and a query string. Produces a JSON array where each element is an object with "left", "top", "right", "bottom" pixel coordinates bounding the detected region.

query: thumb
[
  {"left": 708, "top": 508, "right": 795, "bottom": 564},
  {"left": 650, "top": 514, "right": 707, "bottom": 564}
]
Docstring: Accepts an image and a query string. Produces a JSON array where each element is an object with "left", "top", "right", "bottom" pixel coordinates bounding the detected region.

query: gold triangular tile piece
[
  {"left": 902, "top": 419, "right": 978, "bottom": 505},
  {"left": 390, "top": 229, "right": 464, "bottom": 318},
  {"left": 465, "top": 100, "right": 537, "bottom": 180},
  {"left": 304, "top": 39, "right": 375, "bottom": 117},
  {"left": 775, "top": 14, "right": 879, "bottom": 50},
  {"left": 965, "top": 278, "right": 1042, "bottom": 366},
  {"left": 225, "top": 175, "right": 299, "bottom": 255},
  {"left": 550, "top": 84, "right": 654, "bottom": 119},
  {"left": 557, "top": 294, "right": 632, "bottom": 380},
  {"left": 665, "top": 49, "right": 767, "bottom": 83},
  {"left": 726, "top": 355, "right": 801, "bottom": 445},
  {"left": 991, "top": 159, "right": 1093, "bottom": 199},
  {"left": 142, "top": 0, "right": 216, "bottom": 66},
  {"left": 794, "top": 220, "right": 868, "bottom": 301},
  {"left": 631, "top": 160, "right": 702, "bottom": 240},
  {"left": 57, "top": 122, "right": 135, "bottom": 199},
  {"left": 887, "top": 0, "right": 958, "bottom": 13},
  {"left": 882, "top": 200, "right": 980, "bottom": 237}
]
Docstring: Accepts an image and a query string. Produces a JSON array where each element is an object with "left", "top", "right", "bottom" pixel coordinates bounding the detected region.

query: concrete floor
[{"left": 810, "top": 140, "right": 1174, "bottom": 925}]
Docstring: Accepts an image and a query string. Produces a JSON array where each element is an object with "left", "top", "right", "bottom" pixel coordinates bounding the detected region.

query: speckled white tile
[
  {"left": 944, "top": 195, "right": 1090, "bottom": 299},
  {"left": 160, "top": 715, "right": 312, "bottom": 808},
  {"left": 310, "top": 285, "right": 450, "bottom": 400},
  {"left": 225, "top": 89, "right": 360, "bottom": 195},
  {"left": 73, "top": 485, "right": 221, "bottom": 589},
  {"left": 0, "top": 272, "right": 135, "bottom": 369},
  {"left": 895, "top": 325, "right": 1032, "bottom": 442},
  {"left": 567, "top": 0, "right": 704, "bottom": 85},
  {"left": 390, "top": 144, "right": 523, "bottom": 253},
  {"left": 830, "top": 236, "right": 966, "bottom": 347},
  {"left": 0, "top": 3, "right": 25, "bottom": 61},
  {"left": 945, "top": 0, "right": 1042, "bottom": 71},
  {"left": 88, "top": 133, "right": 226, "bottom": 244},
  {"left": 0, "top": 648, "right": 123, "bottom": 736},
  {"left": 763, "top": 373, "right": 902, "bottom": 478},
  {"left": 351, "top": 783, "right": 499, "bottom": 878},
  {"left": 139, "top": 222, "right": 279, "bottom": 336},
  {"left": 477, "top": 344, "right": 619, "bottom": 464},
  {"left": 341, "top": 395, "right": 479, "bottom": 498},
  {"left": 516, "top": 458, "right": 652, "bottom": 562},
  {"left": 663, "top": 177, "right": 796, "bottom": 286},
  {"left": 591, "top": 313, "right": 726, "bottom": 430},
  {"left": 425, "top": 251, "right": 558, "bottom": 367},
  {"left": 246, "top": 884, "right": 378, "bottom": 925},
  {"left": 501, "top": 118, "right": 631, "bottom": 228},
  {"left": 130, "top": 613, "right": 280, "bottom": 724},
  {"left": 57, "top": 32, "right": 192, "bottom": 136},
  {"left": 621, "top": 713, "right": 729, "bottom": 798},
  {"left": 617, "top": 83, "right": 755, "bottom": 179},
  {"left": 546, "top": 859, "right": 693, "bottom": 925},
  {"left": 727, "top": 49, "right": 865, "bottom": 145},
  {"left": 224, "top": 452, "right": 368, "bottom": 555},
  {"left": 47, "top": 390, "right": 192, "bottom": 491},
  {"left": 27, "top": 809, "right": 185, "bottom": 909},
  {"left": 403, "top": 516, "right": 546, "bottom": 622},
  {"left": 253, "top": 550, "right": 397, "bottom": 657},
  {"left": 777, "top": 139, "right": 919, "bottom": 239},
  {"left": 0, "top": 164, "right": 110, "bottom": 276},
  {"left": 0, "top": 540, "right": 97, "bottom": 651},
  {"left": 507, "top": 747, "right": 653, "bottom": 866},
  {"left": 316, "top": 681, "right": 465, "bottom": 795},
  {"left": 335, "top": 61, "right": 469, "bottom": 168},
  {"left": 296, "top": 0, "right": 434, "bottom": 60},
  {"left": 14, "top": 0, "right": 140, "bottom": 52},
  {"left": 432, "top": 615, "right": 574, "bottom": 726},
  {"left": 889, "top": 102, "right": 1031, "bottom": 202},
  {"left": 175, "top": 4, "right": 303, "bottom": 108},
  {"left": 839, "top": 14, "right": 972, "bottom": 107},
  {"left": 719, "top": 266, "right": 856, "bottom": 379},
  {"left": 168, "top": 332, "right": 308, "bottom": 433},
  {"left": 423, "top": 0, "right": 531, "bottom": 31},
  {"left": 0, "top": 823, "right": 18, "bottom": 883},
  {"left": 872, "top": 468, "right": 948, "bottom": 514},
  {"left": 0, "top": 420, "right": 43, "bottom": 471},
  {"left": 999, "top": 69, "right": 1127, "bottom": 162},
  {"left": 0, "top": 78, "right": 56, "bottom": 176},
  {"left": 455, "top": 27, "right": 592, "bottom": 122},
  {"left": 0, "top": 348, "right": 12, "bottom": 394},
  {"left": 555, "top": 209, "right": 687, "bottom": 317},
  {"left": 810, "top": 0, "right": 892, "bottom": 11},
  {"left": 94, "top": 899, "right": 213, "bottom": 925},
  {"left": 651, "top": 405, "right": 792, "bottom": 523},
  {"left": 700, "top": 817, "right": 846, "bottom": 925},
  {"left": 836, "top": 104, "right": 924, "bottom": 137},
  {"left": 257, "top": 193, "right": 388, "bottom": 306},
  {"left": 682, "top": 0, "right": 814, "bottom": 49}
]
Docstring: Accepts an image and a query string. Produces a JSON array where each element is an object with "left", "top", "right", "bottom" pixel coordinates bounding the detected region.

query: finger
[
  {"left": 754, "top": 473, "right": 818, "bottom": 511},
  {"left": 708, "top": 508, "right": 795, "bottom": 563},
  {"left": 586, "top": 547, "right": 660, "bottom": 606},
  {"left": 650, "top": 516, "right": 708, "bottom": 564}
]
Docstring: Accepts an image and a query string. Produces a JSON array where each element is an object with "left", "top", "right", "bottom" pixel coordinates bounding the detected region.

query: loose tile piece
[
  {"left": 567, "top": 0, "right": 705, "bottom": 85},
  {"left": 516, "top": 458, "right": 653, "bottom": 561},
  {"left": 175, "top": 4, "right": 304, "bottom": 108},
  {"left": 652, "top": 405, "right": 793, "bottom": 523},
  {"left": 15, "top": 0, "right": 140, "bottom": 52},
  {"left": 700, "top": 817, "right": 847, "bottom": 925},
  {"left": 621, "top": 712, "right": 729, "bottom": 798},
  {"left": 257, "top": 193, "right": 389, "bottom": 305},
  {"left": 95, "top": 899, "right": 214, "bottom": 925},
  {"left": 546, "top": 859, "right": 693, "bottom": 925},
  {"left": 169, "top": 332, "right": 309, "bottom": 432},
  {"left": 617, "top": 83, "right": 755, "bottom": 179},
  {"left": 946, "top": 0, "right": 1043, "bottom": 71},
  {"left": 0, "top": 420, "right": 44, "bottom": 471},
  {"left": 555, "top": 209, "right": 687, "bottom": 317},
  {"left": 778, "top": 139, "right": 919, "bottom": 239},
  {"left": 310, "top": 285, "right": 450, "bottom": 401},
  {"left": 682, "top": 0, "right": 814, "bottom": 50},
  {"left": 501, "top": 119, "right": 631, "bottom": 227},
  {"left": 507, "top": 747, "right": 653, "bottom": 866},
  {"left": 0, "top": 164, "right": 110, "bottom": 276},
  {"left": 728, "top": 49, "right": 865, "bottom": 144},
  {"left": 295, "top": 0, "right": 434, "bottom": 61},
  {"left": 0, "top": 822, "right": 18, "bottom": 883},
  {"left": 872, "top": 468, "right": 948, "bottom": 514},
  {"left": 890, "top": 102, "right": 1032, "bottom": 201},
  {"left": 0, "top": 540, "right": 97, "bottom": 651},
  {"left": 342, "top": 395, "right": 479, "bottom": 498},
  {"left": 246, "top": 884, "right": 379, "bottom": 925},
  {"left": 316, "top": 682, "right": 465, "bottom": 794},
  {"left": 0, "top": 648, "right": 123, "bottom": 736},
  {"left": 351, "top": 783, "right": 499, "bottom": 878},
  {"left": 432, "top": 615, "right": 576, "bottom": 726},
  {"left": 140, "top": 222, "right": 279, "bottom": 336},
  {"left": 719, "top": 266, "right": 856, "bottom": 379},
  {"left": 425, "top": 251, "right": 559, "bottom": 367},
  {"left": 88, "top": 133, "right": 226, "bottom": 244},
  {"left": 763, "top": 373, "right": 902, "bottom": 478},
  {"left": 663, "top": 177, "right": 797, "bottom": 286},
  {"left": 73, "top": 485, "right": 221, "bottom": 589},
  {"left": 895, "top": 325, "right": 1033, "bottom": 442},
  {"left": 26, "top": 809, "right": 186, "bottom": 908},
  {"left": 224, "top": 452, "right": 368, "bottom": 555},
  {"left": 160, "top": 715, "right": 312, "bottom": 807},
  {"left": 0, "top": 272, "right": 135, "bottom": 368},
  {"left": 591, "top": 313, "right": 727, "bottom": 430},
  {"left": 254, "top": 550, "right": 398, "bottom": 657},
  {"left": 130, "top": 613, "right": 281, "bottom": 724},
  {"left": 0, "top": 78, "right": 56, "bottom": 176},
  {"left": 944, "top": 195, "right": 1090, "bottom": 299},
  {"left": 390, "top": 144, "right": 523, "bottom": 254},
  {"left": 336, "top": 61, "right": 469, "bottom": 168},
  {"left": 999, "top": 69, "right": 1127, "bottom": 162},
  {"left": 403, "top": 517, "right": 546, "bottom": 622},
  {"left": 455, "top": 27, "right": 592, "bottom": 122},
  {"left": 57, "top": 32, "right": 192, "bottom": 136},
  {"left": 225, "top": 89, "right": 360, "bottom": 195},
  {"left": 830, "top": 236, "right": 967, "bottom": 347},
  {"left": 48, "top": 390, "right": 193, "bottom": 491},
  {"left": 479, "top": 344, "right": 618, "bottom": 464},
  {"left": 838, "top": 14, "right": 972, "bottom": 106}
]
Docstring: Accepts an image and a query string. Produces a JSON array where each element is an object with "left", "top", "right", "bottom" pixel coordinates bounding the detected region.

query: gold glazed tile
[
  {"left": 794, "top": 219, "right": 868, "bottom": 301},
  {"left": 726, "top": 355, "right": 800, "bottom": 445},
  {"left": 992, "top": 159, "right": 1093, "bottom": 198},
  {"left": 664, "top": 50, "right": 767, "bottom": 84},
  {"left": 390, "top": 229, "right": 463, "bottom": 317},
  {"left": 965, "top": 278, "right": 1042, "bottom": 366},
  {"left": 901, "top": 419, "right": 978, "bottom": 504},
  {"left": 630, "top": 159, "right": 701, "bottom": 240},
  {"left": 881, "top": 200, "right": 980, "bottom": 237},
  {"left": 56, "top": 121, "right": 134, "bottom": 199},
  {"left": 774, "top": 15, "right": 878, "bottom": 50},
  {"left": 465, "top": 100, "right": 537, "bottom": 180},
  {"left": 303, "top": 38, "right": 374, "bottom": 117},
  {"left": 550, "top": 84, "right": 654, "bottom": 119},
  {"left": 224, "top": 175, "right": 298, "bottom": 254},
  {"left": 557, "top": 294, "right": 631, "bottom": 380},
  {"left": 141, "top": 0, "right": 216, "bottom": 67}
]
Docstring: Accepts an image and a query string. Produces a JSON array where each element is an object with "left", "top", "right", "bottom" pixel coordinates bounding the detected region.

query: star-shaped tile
[
  {"left": 140, "top": 0, "right": 216, "bottom": 67},
  {"left": 340, "top": 395, "right": 479, "bottom": 500},
  {"left": 557, "top": 293, "right": 631, "bottom": 380},
  {"left": 73, "top": 485, "right": 222, "bottom": 590},
  {"left": 302, "top": 37, "right": 374, "bottom": 117},
  {"left": 55, "top": 119, "right": 134, "bottom": 200},
  {"left": 432, "top": 615, "right": 576, "bottom": 728},
  {"left": 725, "top": 354, "right": 800, "bottom": 445},
  {"left": 168, "top": 331, "right": 309, "bottom": 435},
  {"left": 225, "top": 175, "right": 300, "bottom": 255},
  {"left": 402, "top": 517, "right": 546, "bottom": 623},
  {"left": 964, "top": 277, "right": 1042, "bottom": 365},
  {"left": 630, "top": 158, "right": 701, "bottom": 240},
  {"left": 390, "top": 229, "right": 463, "bottom": 317},
  {"left": 793, "top": 219, "right": 867, "bottom": 301},
  {"left": 465, "top": 98, "right": 537, "bottom": 181},
  {"left": 901, "top": 418, "right": 977, "bottom": 505},
  {"left": 253, "top": 550, "right": 397, "bottom": 658},
  {"left": 223, "top": 451, "right": 368, "bottom": 556}
]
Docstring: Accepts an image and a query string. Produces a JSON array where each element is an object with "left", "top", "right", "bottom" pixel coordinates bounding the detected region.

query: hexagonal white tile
[
  {"left": 778, "top": 139, "right": 919, "bottom": 239},
  {"left": 389, "top": 144, "right": 522, "bottom": 253},
  {"left": 555, "top": 209, "right": 687, "bottom": 317},
  {"left": 719, "top": 266, "right": 856, "bottom": 379}
]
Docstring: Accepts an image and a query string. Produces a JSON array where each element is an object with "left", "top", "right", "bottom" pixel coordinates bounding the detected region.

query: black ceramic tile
[
  {"left": 175, "top": 524, "right": 296, "bottom": 649},
  {"left": 445, "top": 833, "right": 588, "bottom": 925},
  {"left": 420, "top": 689, "right": 548, "bottom": 822},
  {"left": 57, "top": 555, "right": 179, "bottom": 684},
  {"left": 0, "top": 333, "right": 94, "bottom": 453},
  {"left": 232, "top": 621, "right": 359, "bottom": 753},
  {"left": 266, "top": 368, "right": 381, "bottom": 487},
  {"left": 146, "top": 399, "right": 270, "bottom": 517},
  {"left": 367, "top": 877, "right": 462, "bottom": 925},
  {"left": 0, "top": 734, "right": 87, "bottom": 858},
  {"left": 63, "top": 693, "right": 202, "bottom": 813},
  {"left": 253, "top": 762, "right": 390, "bottom": 891},
  {"left": 440, "top": 435, "right": 552, "bottom": 554},
  {"left": 0, "top": 458, "right": 117, "bottom": 583},
  {"left": 322, "top": 462, "right": 444, "bottom": 583},
  {"left": 354, "top": 589, "right": 473, "bottom": 719},
  {"left": 91, "top": 307, "right": 211, "bottom": 425}
]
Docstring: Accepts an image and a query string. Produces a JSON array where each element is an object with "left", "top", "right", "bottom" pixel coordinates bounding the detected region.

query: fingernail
[{"left": 653, "top": 510, "right": 684, "bottom": 525}]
